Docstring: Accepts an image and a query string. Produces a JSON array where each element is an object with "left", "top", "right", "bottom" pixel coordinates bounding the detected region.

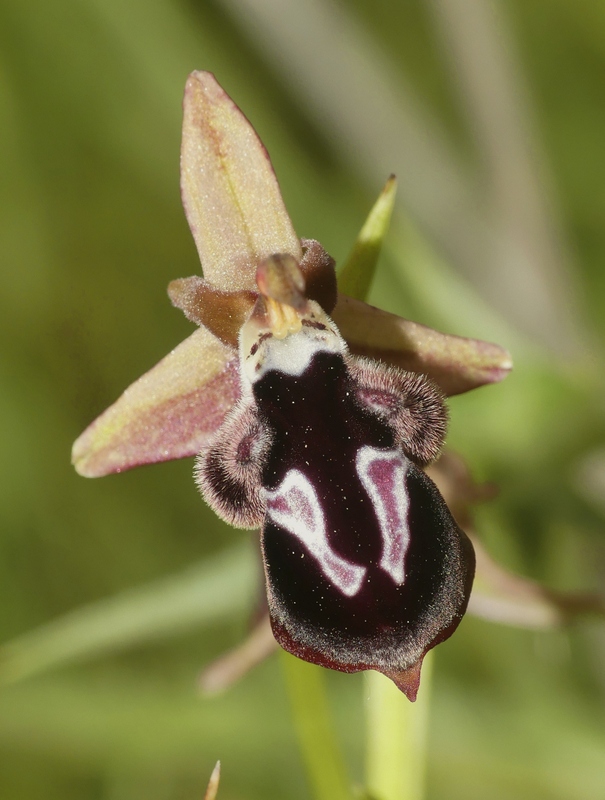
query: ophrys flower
[{"left": 72, "top": 71, "right": 511, "bottom": 699}]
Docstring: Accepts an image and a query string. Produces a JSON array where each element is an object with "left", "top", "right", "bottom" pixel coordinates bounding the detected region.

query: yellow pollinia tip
[{"left": 266, "top": 297, "right": 303, "bottom": 339}]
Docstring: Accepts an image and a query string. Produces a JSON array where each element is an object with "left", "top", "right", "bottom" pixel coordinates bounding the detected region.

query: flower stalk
[
  {"left": 364, "top": 657, "right": 432, "bottom": 800},
  {"left": 281, "top": 651, "right": 354, "bottom": 800}
]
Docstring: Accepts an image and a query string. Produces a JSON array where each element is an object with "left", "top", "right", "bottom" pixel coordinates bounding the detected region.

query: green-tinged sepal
[
  {"left": 72, "top": 327, "right": 239, "bottom": 477},
  {"left": 181, "top": 71, "right": 302, "bottom": 292},
  {"left": 333, "top": 294, "right": 512, "bottom": 396}
]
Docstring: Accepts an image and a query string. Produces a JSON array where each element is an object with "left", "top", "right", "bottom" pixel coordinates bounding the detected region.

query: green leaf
[
  {"left": 338, "top": 176, "right": 397, "bottom": 302},
  {"left": 0, "top": 545, "right": 256, "bottom": 684}
]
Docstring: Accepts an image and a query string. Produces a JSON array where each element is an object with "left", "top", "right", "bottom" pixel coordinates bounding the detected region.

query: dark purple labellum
[{"left": 196, "top": 299, "right": 475, "bottom": 699}]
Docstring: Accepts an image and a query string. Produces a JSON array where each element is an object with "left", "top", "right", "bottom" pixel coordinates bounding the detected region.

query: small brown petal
[
  {"left": 168, "top": 276, "right": 256, "bottom": 348},
  {"left": 72, "top": 327, "right": 239, "bottom": 477},
  {"left": 332, "top": 294, "right": 512, "bottom": 396},
  {"left": 299, "top": 239, "right": 338, "bottom": 312},
  {"left": 181, "top": 71, "right": 302, "bottom": 292}
]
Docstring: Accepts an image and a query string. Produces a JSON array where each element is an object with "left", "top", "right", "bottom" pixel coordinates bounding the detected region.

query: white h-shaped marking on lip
[
  {"left": 356, "top": 446, "right": 410, "bottom": 586},
  {"left": 265, "top": 469, "right": 367, "bottom": 597}
]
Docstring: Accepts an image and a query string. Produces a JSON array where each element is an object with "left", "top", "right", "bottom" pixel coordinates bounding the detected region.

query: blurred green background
[{"left": 2, "top": 0, "right": 605, "bottom": 798}]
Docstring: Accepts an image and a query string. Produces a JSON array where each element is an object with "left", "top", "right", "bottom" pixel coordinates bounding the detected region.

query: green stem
[
  {"left": 280, "top": 650, "right": 354, "bottom": 800},
  {"left": 364, "top": 653, "right": 433, "bottom": 800}
]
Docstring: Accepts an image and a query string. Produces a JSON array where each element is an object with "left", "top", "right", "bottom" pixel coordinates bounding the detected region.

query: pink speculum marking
[
  {"left": 265, "top": 469, "right": 367, "bottom": 597},
  {"left": 254, "top": 351, "right": 418, "bottom": 600},
  {"left": 265, "top": 446, "right": 410, "bottom": 596},
  {"left": 356, "top": 446, "right": 410, "bottom": 585}
]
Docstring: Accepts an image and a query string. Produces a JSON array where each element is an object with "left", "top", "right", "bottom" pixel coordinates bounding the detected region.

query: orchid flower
[{"left": 72, "top": 72, "right": 514, "bottom": 700}]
